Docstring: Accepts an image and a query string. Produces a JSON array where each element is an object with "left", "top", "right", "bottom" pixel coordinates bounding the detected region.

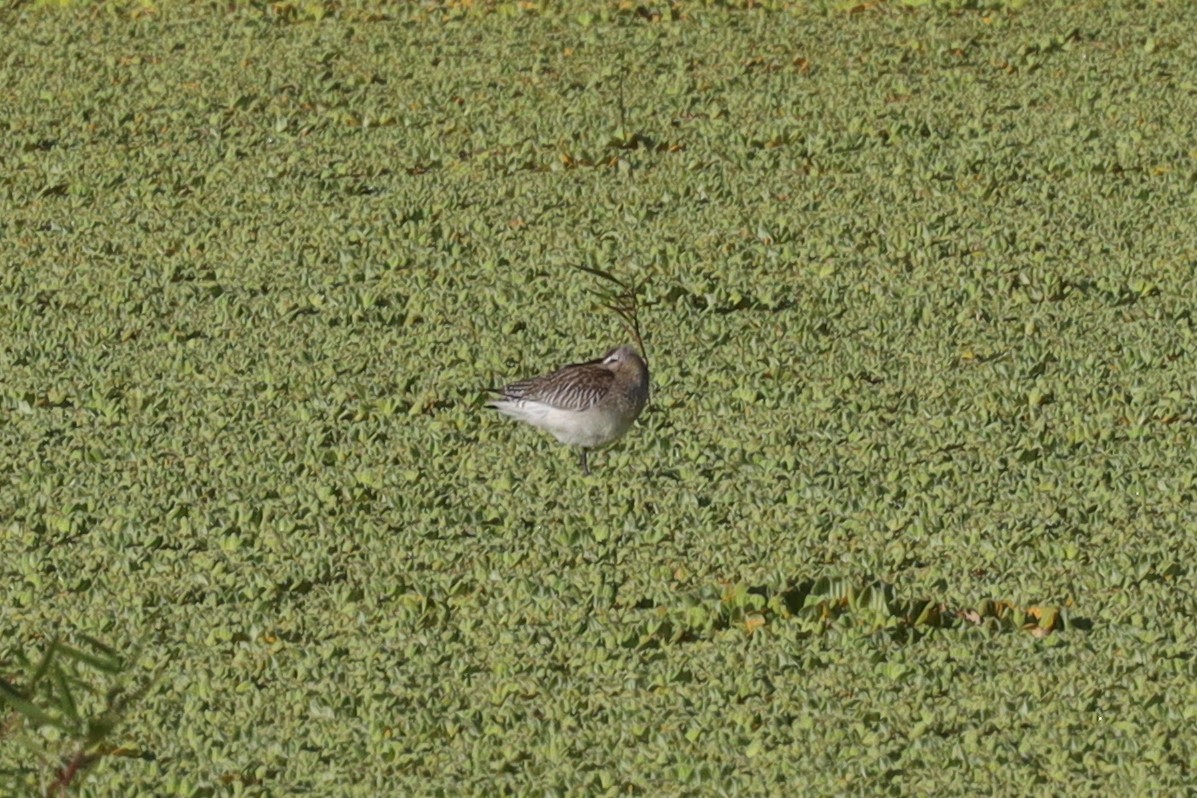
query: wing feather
[{"left": 498, "top": 363, "right": 612, "bottom": 412}]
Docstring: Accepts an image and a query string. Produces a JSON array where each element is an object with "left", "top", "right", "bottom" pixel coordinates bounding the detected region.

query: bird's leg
[{"left": 580, "top": 449, "right": 590, "bottom": 475}]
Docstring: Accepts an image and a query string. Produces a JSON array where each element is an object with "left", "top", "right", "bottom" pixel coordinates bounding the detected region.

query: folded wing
[{"left": 498, "top": 363, "right": 613, "bottom": 412}]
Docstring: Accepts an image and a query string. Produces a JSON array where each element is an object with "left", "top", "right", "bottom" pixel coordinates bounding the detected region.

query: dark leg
[{"left": 580, "top": 449, "right": 590, "bottom": 475}]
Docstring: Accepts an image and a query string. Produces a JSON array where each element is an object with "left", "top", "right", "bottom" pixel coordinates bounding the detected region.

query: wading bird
[{"left": 488, "top": 345, "right": 649, "bottom": 475}]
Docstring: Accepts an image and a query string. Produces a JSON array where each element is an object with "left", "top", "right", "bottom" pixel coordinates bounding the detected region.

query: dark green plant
[{"left": 1, "top": 635, "right": 154, "bottom": 797}]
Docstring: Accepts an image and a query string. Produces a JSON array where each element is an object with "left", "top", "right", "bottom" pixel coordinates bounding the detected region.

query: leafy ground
[{"left": 3, "top": 0, "right": 1197, "bottom": 794}]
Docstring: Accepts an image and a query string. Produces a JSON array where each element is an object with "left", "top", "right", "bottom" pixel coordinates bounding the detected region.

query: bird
[{"left": 488, "top": 345, "right": 650, "bottom": 474}]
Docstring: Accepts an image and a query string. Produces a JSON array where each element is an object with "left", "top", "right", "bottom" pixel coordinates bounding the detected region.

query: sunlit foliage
[{"left": 3, "top": 0, "right": 1197, "bottom": 793}]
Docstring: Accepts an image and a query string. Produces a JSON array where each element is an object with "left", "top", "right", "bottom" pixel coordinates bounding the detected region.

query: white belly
[{"left": 492, "top": 400, "right": 633, "bottom": 448}]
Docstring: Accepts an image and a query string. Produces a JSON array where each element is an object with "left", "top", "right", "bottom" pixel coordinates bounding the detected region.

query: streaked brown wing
[{"left": 501, "top": 363, "right": 613, "bottom": 412}]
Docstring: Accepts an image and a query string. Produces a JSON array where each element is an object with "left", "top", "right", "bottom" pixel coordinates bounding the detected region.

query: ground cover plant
[{"left": 3, "top": 0, "right": 1197, "bottom": 794}]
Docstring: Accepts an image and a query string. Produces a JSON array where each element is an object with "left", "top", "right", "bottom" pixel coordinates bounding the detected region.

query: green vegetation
[
  {"left": 3, "top": 0, "right": 1197, "bottom": 793},
  {"left": 1, "top": 636, "right": 154, "bottom": 795}
]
